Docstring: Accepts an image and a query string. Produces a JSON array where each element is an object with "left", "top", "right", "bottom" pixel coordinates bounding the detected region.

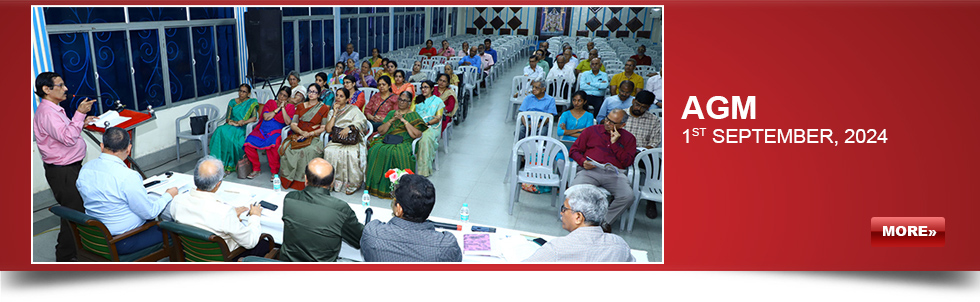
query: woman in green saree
[
  {"left": 364, "top": 91, "right": 427, "bottom": 198},
  {"left": 209, "top": 84, "right": 259, "bottom": 173}
]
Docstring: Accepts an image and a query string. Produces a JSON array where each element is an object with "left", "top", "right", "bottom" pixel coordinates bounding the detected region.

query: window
[
  {"left": 45, "top": 7, "right": 239, "bottom": 114},
  {"left": 282, "top": 21, "right": 294, "bottom": 75}
]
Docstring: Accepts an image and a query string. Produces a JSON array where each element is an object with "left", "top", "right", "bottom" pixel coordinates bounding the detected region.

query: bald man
[
  {"left": 280, "top": 158, "right": 365, "bottom": 262},
  {"left": 171, "top": 156, "right": 270, "bottom": 260}
]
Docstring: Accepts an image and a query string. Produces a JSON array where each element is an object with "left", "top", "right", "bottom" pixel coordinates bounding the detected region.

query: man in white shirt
[
  {"left": 564, "top": 48, "right": 579, "bottom": 69},
  {"left": 171, "top": 156, "right": 270, "bottom": 259},
  {"left": 546, "top": 54, "right": 576, "bottom": 101},
  {"left": 514, "top": 55, "right": 545, "bottom": 98},
  {"left": 644, "top": 67, "right": 663, "bottom": 108},
  {"left": 477, "top": 44, "right": 494, "bottom": 76}
]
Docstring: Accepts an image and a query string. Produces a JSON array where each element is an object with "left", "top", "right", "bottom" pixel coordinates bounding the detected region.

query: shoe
[
  {"left": 246, "top": 171, "right": 259, "bottom": 179},
  {"left": 645, "top": 202, "right": 659, "bottom": 219},
  {"left": 600, "top": 223, "right": 612, "bottom": 233}
]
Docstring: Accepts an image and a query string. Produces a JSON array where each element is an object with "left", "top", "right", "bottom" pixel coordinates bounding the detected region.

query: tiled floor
[{"left": 32, "top": 59, "right": 663, "bottom": 262}]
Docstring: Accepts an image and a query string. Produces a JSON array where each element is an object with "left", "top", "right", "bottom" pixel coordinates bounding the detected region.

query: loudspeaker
[{"left": 245, "top": 9, "right": 283, "bottom": 80}]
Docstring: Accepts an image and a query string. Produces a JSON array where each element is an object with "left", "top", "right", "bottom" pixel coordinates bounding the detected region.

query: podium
[{"left": 83, "top": 110, "right": 156, "bottom": 179}]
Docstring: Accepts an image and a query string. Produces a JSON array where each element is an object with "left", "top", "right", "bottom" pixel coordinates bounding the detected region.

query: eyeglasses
[
  {"left": 561, "top": 204, "right": 578, "bottom": 214},
  {"left": 307, "top": 90, "right": 319, "bottom": 94},
  {"left": 604, "top": 118, "right": 624, "bottom": 125}
]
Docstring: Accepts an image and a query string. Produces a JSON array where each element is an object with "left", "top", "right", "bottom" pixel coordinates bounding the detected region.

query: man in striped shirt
[{"left": 523, "top": 184, "right": 635, "bottom": 262}]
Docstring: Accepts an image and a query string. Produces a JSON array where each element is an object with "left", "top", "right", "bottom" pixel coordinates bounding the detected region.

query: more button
[{"left": 871, "top": 217, "right": 945, "bottom": 247}]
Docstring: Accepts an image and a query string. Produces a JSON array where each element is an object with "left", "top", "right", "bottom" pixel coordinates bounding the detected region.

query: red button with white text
[{"left": 870, "top": 217, "right": 945, "bottom": 247}]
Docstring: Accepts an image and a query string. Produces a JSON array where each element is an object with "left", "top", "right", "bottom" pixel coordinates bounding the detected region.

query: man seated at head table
[
  {"left": 360, "top": 174, "right": 462, "bottom": 262},
  {"left": 280, "top": 158, "right": 365, "bottom": 262},
  {"left": 523, "top": 184, "right": 635, "bottom": 262},
  {"left": 170, "top": 155, "right": 271, "bottom": 260},
  {"left": 77, "top": 127, "right": 179, "bottom": 254}
]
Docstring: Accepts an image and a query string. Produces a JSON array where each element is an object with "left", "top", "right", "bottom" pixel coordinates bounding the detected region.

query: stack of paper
[{"left": 88, "top": 110, "right": 131, "bottom": 128}]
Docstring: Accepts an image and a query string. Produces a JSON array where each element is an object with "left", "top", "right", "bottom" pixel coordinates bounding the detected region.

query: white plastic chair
[
  {"left": 623, "top": 148, "right": 663, "bottom": 232},
  {"left": 547, "top": 76, "right": 574, "bottom": 110},
  {"left": 509, "top": 75, "right": 532, "bottom": 120},
  {"left": 503, "top": 111, "right": 554, "bottom": 183},
  {"left": 457, "top": 65, "right": 480, "bottom": 105},
  {"left": 635, "top": 65, "right": 658, "bottom": 77},
  {"left": 359, "top": 87, "right": 379, "bottom": 106},
  {"left": 175, "top": 104, "right": 222, "bottom": 163},
  {"left": 328, "top": 84, "right": 344, "bottom": 94},
  {"left": 507, "top": 136, "right": 570, "bottom": 215},
  {"left": 446, "top": 56, "right": 463, "bottom": 68}
]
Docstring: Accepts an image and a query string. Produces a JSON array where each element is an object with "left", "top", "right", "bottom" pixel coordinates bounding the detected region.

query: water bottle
[
  {"left": 272, "top": 174, "right": 281, "bottom": 192},
  {"left": 361, "top": 190, "right": 371, "bottom": 209},
  {"left": 459, "top": 203, "right": 470, "bottom": 224}
]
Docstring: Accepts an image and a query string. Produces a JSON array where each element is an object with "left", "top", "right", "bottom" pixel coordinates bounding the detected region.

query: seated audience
[
  {"left": 539, "top": 41, "right": 553, "bottom": 65},
  {"left": 364, "top": 75, "right": 399, "bottom": 130},
  {"left": 344, "top": 58, "right": 357, "bottom": 76},
  {"left": 368, "top": 47, "right": 384, "bottom": 68},
  {"left": 342, "top": 76, "right": 367, "bottom": 110},
  {"left": 419, "top": 39, "right": 437, "bottom": 57},
  {"left": 630, "top": 45, "right": 652, "bottom": 66},
  {"left": 413, "top": 80, "right": 444, "bottom": 177},
  {"left": 433, "top": 73, "right": 458, "bottom": 132},
  {"left": 578, "top": 58, "right": 610, "bottom": 116},
  {"left": 577, "top": 41, "right": 596, "bottom": 60},
  {"left": 597, "top": 81, "right": 635, "bottom": 124},
  {"left": 513, "top": 55, "right": 545, "bottom": 98},
  {"left": 477, "top": 44, "right": 494, "bottom": 76},
  {"left": 523, "top": 184, "right": 635, "bottom": 262},
  {"left": 77, "top": 127, "right": 178, "bottom": 254},
  {"left": 365, "top": 91, "right": 427, "bottom": 198},
  {"left": 327, "top": 61, "right": 346, "bottom": 85},
  {"left": 339, "top": 43, "right": 359, "bottom": 63},
  {"left": 444, "top": 64, "right": 460, "bottom": 87},
  {"left": 563, "top": 47, "right": 579, "bottom": 68},
  {"left": 460, "top": 47, "right": 482, "bottom": 71},
  {"left": 644, "top": 68, "right": 663, "bottom": 108},
  {"left": 354, "top": 61, "right": 377, "bottom": 89},
  {"left": 171, "top": 156, "right": 270, "bottom": 260},
  {"left": 286, "top": 70, "right": 305, "bottom": 104},
  {"left": 459, "top": 42, "right": 469, "bottom": 57},
  {"left": 533, "top": 50, "right": 551, "bottom": 79},
  {"left": 280, "top": 158, "right": 364, "bottom": 262},
  {"left": 392, "top": 69, "right": 417, "bottom": 112},
  {"left": 575, "top": 49, "right": 605, "bottom": 76},
  {"left": 322, "top": 87, "right": 369, "bottom": 195},
  {"left": 625, "top": 90, "right": 662, "bottom": 149},
  {"left": 279, "top": 83, "right": 330, "bottom": 190},
  {"left": 546, "top": 53, "right": 576, "bottom": 85},
  {"left": 568, "top": 109, "right": 636, "bottom": 233},
  {"left": 483, "top": 39, "right": 498, "bottom": 64},
  {"left": 610, "top": 59, "right": 644, "bottom": 97},
  {"left": 378, "top": 60, "right": 397, "bottom": 81},
  {"left": 209, "top": 84, "right": 259, "bottom": 174},
  {"left": 244, "top": 86, "right": 296, "bottom": 180},
  {"left": 517, "top": 80, "right": 558, "bottom": 140},
  {"left": 360, "top": 174, "right": 462, "bottom": 262},
  {"left": 408, "top": 60, "right": 429, "bottom": 83},
  {"left": 375, "top": 58, "right": 391, "bottom": 78},
  {"left": 558, "top": 91, "right": 595, "bottom": 142},
  {"left": 315, "top": 71, "right": 335, "bottom": 104},
  {"left": 436, "top": 40, "right": 455, "bottom": 57}
]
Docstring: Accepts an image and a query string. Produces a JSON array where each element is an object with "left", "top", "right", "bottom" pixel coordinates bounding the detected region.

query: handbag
[
  {"left": 331, "top": 125, "right": 361, "bottom": 145},
  {"left": 236, "top": 156, "right": 252, "bottom": 179},
  {"left": 190, "top": 115, "right": 208, "bottom": 135},
  {"left": 382, "top": 134, "right": 404, "bottom": 145},
  {"left": 285, "top": 133, "right": 314, "bottom": 150}
]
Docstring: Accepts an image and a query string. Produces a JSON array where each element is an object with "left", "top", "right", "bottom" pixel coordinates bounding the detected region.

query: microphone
[
  {"left": 364, "top": 208, "right": 373, "bottom": 225},
  {"left": 431, "top": 221, "right": 462, "bottom": 231},
  {"left": 67, "top": 94, "right": 100, "bottom": 99}
]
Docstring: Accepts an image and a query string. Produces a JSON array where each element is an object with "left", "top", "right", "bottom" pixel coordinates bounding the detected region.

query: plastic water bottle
[
  {"left": 459, "top": 203, "right": 470, "bottom": 224},
  {"left": 361, "top": 190, "right": 371, "bottom": 209},
  {"left": 272, "top": 174, "right": 281, "bottom": 192}
]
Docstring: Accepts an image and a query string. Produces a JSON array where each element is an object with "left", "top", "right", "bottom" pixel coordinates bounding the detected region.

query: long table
[{"left": 145, "top": 173, "right": 648, "bottom": 262}]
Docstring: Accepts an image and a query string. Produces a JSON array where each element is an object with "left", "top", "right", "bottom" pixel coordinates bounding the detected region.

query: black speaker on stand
[{"left": 245, "top": 9, "right": 284, "bottom": 96}]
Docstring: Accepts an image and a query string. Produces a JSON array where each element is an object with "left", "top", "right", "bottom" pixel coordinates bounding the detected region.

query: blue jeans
[{"left": 115, "top": 224, "right": 163, "bottom": 255}]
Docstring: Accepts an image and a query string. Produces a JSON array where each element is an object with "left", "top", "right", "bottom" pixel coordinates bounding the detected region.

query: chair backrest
[
  {"left": 360, "top": 87, "right": 379, "bottom": 104},
  {"left": 514, "top": 111, "right": 555, "bottom": 145},
  {"left": 511, "top": 75, "right": 532, "bottom": 101},
  {"left": 605, "top": 61, "right": 625, "bottom": 71},
  {"left": 635, "top": 65, "right": 657, "bottom": 75},
  {"left": 253, "top": 89, "right": 274, "bottom": 105},
  {"left": 422, "top": 58, "right": 440, "bottom": 69},
  {"left": 431, "top": 55, "right": 448, "bottom": 65},
  {"left": 457, "top": 65, "right": 480, "bottom": 86},
  {"left": 371, "top": 66, "right": 384, "bottom": 75},
  {"left": 547, "top": 76, "right": 573, "bottom": 104},
  {"left": 411, "top": 82, "right": 422, "bottom": 95},
  {"left": 512, "top": 135, "right": 569, "bottom": 177},
  {"left": 633, "top": 148, "right": 663, "bottom": 193},
  {"left": 328, "top": 84, "right": 344, "bottom": 93},
  {"left": 446, "top": 56, "right": 463, "bottom": 68},
  {"left": 49, "top": 206, "right": 116, "bottom": 261},
  {"left": 158, "top": 221, "right": 233, "bottom": 262},
  {"left": 431, "top": 64, "right": 446, "bottom": 82}
]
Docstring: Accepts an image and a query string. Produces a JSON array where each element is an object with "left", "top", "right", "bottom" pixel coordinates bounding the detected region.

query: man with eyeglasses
[
  {"left": 523, "top": 184, "right": 635, "bottom": 262},
  {"left": 568, "top": 109, "right": 636, "bottom": 233},
  {"left": 33, "top": 72, "right": 97, "bottom": 261},
  {"left": 517, "top": 80, "right": 558, "bottom": 139},
  {"left": 596, "top": 80, "right": 635, "bottom": 124},
  {"left": 610, "top": 59, "right": 644, "bottom": 97}
]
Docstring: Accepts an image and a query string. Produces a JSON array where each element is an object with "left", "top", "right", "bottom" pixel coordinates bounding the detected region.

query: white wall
[{"left": 31, "top": 73, "right": 324, "bottom": 194}]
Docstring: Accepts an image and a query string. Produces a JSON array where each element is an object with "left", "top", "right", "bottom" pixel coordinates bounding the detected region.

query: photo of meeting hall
[{"left": 31, "top": 6, "right": 663, "bottom": 263}]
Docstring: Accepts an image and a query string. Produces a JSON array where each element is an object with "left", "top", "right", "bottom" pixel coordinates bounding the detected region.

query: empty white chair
[
  {"left": 457, "top": 65, "right": 480, "bottom": 104},
  {"left": 507, "top": 136, "right": 570, "bottom": 215},
  {"left": 446, "top": 56, "right": 463, "bottom": 68},
  {"left": 503, "top": 111, "right": 554, "bottom": 183},
  {"left": 174, "top": 104, "right": 222, "bottom": 162},
  {"left": 635, "top": 65, "right": 658, "bottom": 76},
  {"left": 623, "top": 148, "right": 663, "bottom": 232}
]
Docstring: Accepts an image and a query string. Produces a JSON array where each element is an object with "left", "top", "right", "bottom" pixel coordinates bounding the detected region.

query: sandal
[{"left": 246, "top": 171, "right": 259, "bottom": 179}]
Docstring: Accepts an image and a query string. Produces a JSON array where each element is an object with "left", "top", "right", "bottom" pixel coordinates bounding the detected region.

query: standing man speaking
[{"left": 33, "top": 72, "right": 96, "bottom": 261}]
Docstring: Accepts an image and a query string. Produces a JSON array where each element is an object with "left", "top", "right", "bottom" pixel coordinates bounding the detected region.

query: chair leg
[
  {"left": 508, "top": 178, "right": 519, "bottom": 215},
  {"left": 175, "top": 138, "right": 181, "bottom": 163}
]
